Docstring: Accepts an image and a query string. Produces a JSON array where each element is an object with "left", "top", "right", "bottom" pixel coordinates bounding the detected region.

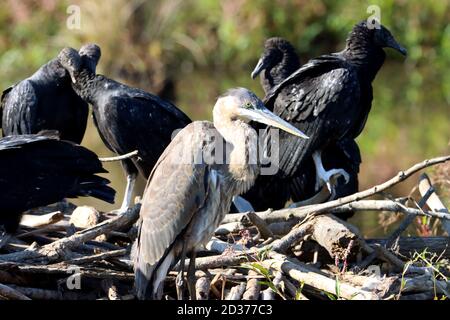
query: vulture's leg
[
  {"left": 120, "top": 172, "right": 137, "bottom": 211},
  {"left": 113, "top": 160, "right": 138, "bottom": 215},
  {"left": 176, "top": 241, "right": 188, "bottom": 300},
  {"left": 187, "top": 250, "right": 197, "bottom": 300},
  {"left": 312, "top": 150, "right": 349, "bottom": 197}
]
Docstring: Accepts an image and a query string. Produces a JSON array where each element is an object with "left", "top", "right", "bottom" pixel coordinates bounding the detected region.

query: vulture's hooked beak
[
  {"left": 251, "top": 57, "right": 269, "bottom": 79},
  {"left": 386, "top": 37, "right": 407, "bottom": 56},
  {"left": 68, "top": 71, "right": 77, "bottom": 84}
]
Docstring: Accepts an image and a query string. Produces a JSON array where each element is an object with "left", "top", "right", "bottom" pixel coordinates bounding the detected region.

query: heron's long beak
[
  {"left": 238, "top": 107, "right": 309, "bottom": 139},
  {"left": 251, "top": 57, "right": 268, "bottom": 79}
]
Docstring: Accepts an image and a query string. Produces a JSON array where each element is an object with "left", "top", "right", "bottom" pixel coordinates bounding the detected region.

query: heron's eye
[{"left": 244, "top": 102, "right": 253, "bottom": 109}]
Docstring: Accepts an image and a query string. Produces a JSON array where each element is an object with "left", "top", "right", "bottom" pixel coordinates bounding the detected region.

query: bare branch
[
  {"left": 224, "top": 155, "right": 450, "bottom": 224},
  {"left": 99, "top": 150, "right": 139, "bottom": 162}
]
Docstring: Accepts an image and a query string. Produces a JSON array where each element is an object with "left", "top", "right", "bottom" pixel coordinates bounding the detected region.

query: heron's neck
[{"left": 214, "top": 116, "right": 259, "bottom": 188}]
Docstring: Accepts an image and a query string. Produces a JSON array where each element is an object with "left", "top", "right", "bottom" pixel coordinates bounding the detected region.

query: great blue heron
[
  {"left": 241, "top": 37, "right": 361, "bottom": 219},
  {"left": 1, "top": 44, "right": 101, "bottom": 144},
  {"left": 251, "top": 21, "right": 406, "bottom": 199},
  {"left": 57, "top": 47, "right": 191, "bottom": 214},
  {"left": 132, "top": 87, "right": 308, "bottom": 300},
  {"left": 0, "top": 132, "right": 115, "bottom": 247}
]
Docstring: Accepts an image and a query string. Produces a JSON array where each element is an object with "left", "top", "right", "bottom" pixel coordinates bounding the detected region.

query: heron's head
[
  {"left": 57, "top": 47, "right": 82, "bottom": 84},
  {"left": 214, "top": 87, "right": 308, "bottom": 139},
  {"left": 251, "top": 37, "right": 299, "bottom": 79},
  {"left": 79, "top": 43, "right": 101, "bottom": 73},
  {"left": 351, "top": 21, "right": 407, "bottom": 56}
]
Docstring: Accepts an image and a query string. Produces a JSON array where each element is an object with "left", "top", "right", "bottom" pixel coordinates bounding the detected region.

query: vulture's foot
[{"left": 312, "top": 150, "right": 350, "bottom": 197}]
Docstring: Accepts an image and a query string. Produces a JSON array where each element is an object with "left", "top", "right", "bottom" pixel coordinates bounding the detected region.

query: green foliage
[
  {"left": 324, "top": 275, "right": 342, "bottom": 300},
  {"left": 400, "top": 248, "right": 449, "bottom": 300},
  {"left": 295, "top": 282, "right": 305, "bottom": 300},
  {"left": 242, "top": 262, "right": 287, "bottom": 299}
]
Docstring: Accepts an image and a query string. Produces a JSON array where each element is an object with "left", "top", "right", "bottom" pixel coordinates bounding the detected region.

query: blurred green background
[{"left": 0, "top": 0, "right": 448, "bottom": 236}]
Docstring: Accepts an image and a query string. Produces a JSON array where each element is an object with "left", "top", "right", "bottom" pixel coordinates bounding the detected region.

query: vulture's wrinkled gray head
[
  {"left": 79, "top": 43, "right": 101, "bottom": 73},
  {"left": 57, "top": 47, "right": 82, "bottom": 83},
  {"left": 351, "top": 21, "right": 407, "bottom": 56},
  {"left": 251, "top": 37, "right": 300, "bottom": 79}
]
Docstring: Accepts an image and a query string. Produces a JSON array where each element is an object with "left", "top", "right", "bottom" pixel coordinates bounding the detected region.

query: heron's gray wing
[{"left": 137, "top": 121, "right": 216, "bottom": 266}]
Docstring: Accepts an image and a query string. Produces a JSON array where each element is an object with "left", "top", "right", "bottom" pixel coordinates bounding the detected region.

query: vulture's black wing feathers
[
  {"left": 264, "top": 55, "right": 360, "bottom": 178},
  {"left": 83, "top": 75, "right": 191, "bottom": 178},
  {"left": 1, "top": 53, "right": 97, "bottom": 144},
  {"left": 1, "top": 80, "right": 39, "bottom": 136},
  {"left": 0, "top": 135, "right": 115, "bottom": 233}
]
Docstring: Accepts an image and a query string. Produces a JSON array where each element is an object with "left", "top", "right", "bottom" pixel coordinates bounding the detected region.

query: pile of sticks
[{"left": 0, "top": 155, "right": 449, "bottom": 300}]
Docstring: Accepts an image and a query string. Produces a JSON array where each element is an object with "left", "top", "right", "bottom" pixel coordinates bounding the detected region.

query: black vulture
[
  {"left": 57, "top": 47, "right": 192, "bottom": 213},
  {"left": 247, "top": 22, "right": 406, "bottom": 212},
  {"left": 0, "top": 132, "right": 115, "bottom": 235},
  {"left": 242, "top": 38, "right": 361, "bottom": 219},
  {"left": 251, "top": 37, "right": 302, "bottom": 93},
  {"left": 1, "top": 44, "right": 101, "bottom": 144},
  {"left": 132, "top": 88, "right": 307, "bottom": 299}
]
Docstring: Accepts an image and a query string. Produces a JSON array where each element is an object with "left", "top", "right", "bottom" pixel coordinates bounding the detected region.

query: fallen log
[
  {"left": 367, "top": 237, "right": 450, "bottom": 258},
  {"left": 270, "top": 214, "right": 363, "bottom": 260},
  {"left": 242, "top": 270, "right": 260, "bottom": 300},
  {"left": 244, "top": 212, "right": 274, "bottom": 240},
  {"left": 225, "top": 282, "right": 246, "bottom": 300},
  {"left": 223, "top": 199, "right": 450, "bottom": 225},
  {"left": 205, "top": 238, "right": 246, "bottom": 254},
  {"left": 261, "top": 271, "right": 283, "bottom": 300},
  {"left": 1, "top": 263, "right": 134, "bottom": 281},
  {"left": 195, "top": 277, "right": 211, "bottom": 300},
  {"left": 215, "top": 222, "right": 247, "bottom": 236},
  {"left": 8, "top": 285, "right": 96, "bottom": 300},
  {"left": 264, "top": 253, "right": 379, "bottom": 300},
  {"left": 0, "top": 204, "right": 140, "bottom": 263},
  {"left": 307, "top": 215, "right": 362, "bottom": 260},
  {"left": 281, "top": 276, "right": 308, "bottom": 300},
  {"left": 64, "top": 249, "right": 128, "bottom": 265}
]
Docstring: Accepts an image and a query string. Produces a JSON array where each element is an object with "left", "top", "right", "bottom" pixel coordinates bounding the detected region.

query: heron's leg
[
  {"left": 176, "top": 241, "right": 188, "bottom": 300},
  {"left": 312, "top": 150, "right": 349, "bottom": 197},
  {"left": 187, "top": 250, "right": 197, "bottom": 300}
]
